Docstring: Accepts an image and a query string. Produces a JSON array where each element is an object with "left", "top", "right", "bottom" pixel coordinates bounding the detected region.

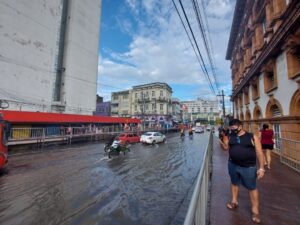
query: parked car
[
  {"left": 140, "top": 132, "right": 166, "bottom": 144},
  {"left": 195, "top": 126, "right": 204, "bottom": 133},
  {"left": 117, "top": 133, "right": 140, "bottom": 144}
]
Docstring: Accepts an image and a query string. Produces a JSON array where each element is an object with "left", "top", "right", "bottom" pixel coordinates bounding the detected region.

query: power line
[
  {"left": 176, "top": 0, "right": 216, "bottom": 95},
  {"left": 191, "top": 0, "right": 219, "bottom": 91}
]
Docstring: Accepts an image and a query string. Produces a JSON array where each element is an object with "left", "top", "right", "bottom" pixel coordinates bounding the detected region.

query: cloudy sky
[{"left": 98, "top": 0, "right": 235, "bottom": 105}]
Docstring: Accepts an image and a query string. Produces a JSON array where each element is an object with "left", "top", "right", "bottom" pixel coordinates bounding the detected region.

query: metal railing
[
  {"left": 7, "top": 126, "right": 180, "bottom": 147},
  {"left": 275, "top": 138, "right": 300, "bottom": 173},
  {"left": 184, "top": 131, "right": 213, "bottom": 225}
]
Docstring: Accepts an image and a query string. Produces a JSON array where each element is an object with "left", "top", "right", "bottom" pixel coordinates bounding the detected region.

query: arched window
[
  {"left": 266, "top": 98, "right": 283, "bottom": 118},
  {"left": 253, "top": 105, "right": 262, "bottom": 119},
  {"left": 289, "top": 90, "right": 300, "bottom": 116},
  {"left": 270, "top": 104, "right": 281, "bottom": 117}
]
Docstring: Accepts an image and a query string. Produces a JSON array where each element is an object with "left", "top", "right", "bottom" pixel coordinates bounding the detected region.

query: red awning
[{"left": 0, "top": 110, "right": 140, "bottom": 124}]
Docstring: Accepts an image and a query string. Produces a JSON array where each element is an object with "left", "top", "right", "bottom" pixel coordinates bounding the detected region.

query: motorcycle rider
[
  {"left": 180, "top": 128, "right": 185, "bottom": 137},
  {"left": 188, "top": 126, "right": 193, "bottom": 136}
]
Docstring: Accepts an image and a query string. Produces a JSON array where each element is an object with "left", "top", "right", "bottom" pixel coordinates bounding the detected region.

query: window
[
  {"left": 265, "top": 71, "right": 276, "bottom": 91},
  {"left": 251, "top": 79, "right": 260, "bottom": 100},
  {"left": 271, "top": 105, "right": 281, "bottom": 117},
  {"left": 160, "top": 90, "right": 163, "bottom": 96},
  {"left": 152, "top": 91, "right": 155, "bottom": 97},
  {"left": 262, "top": 17, "right": 266, "bottom": 34},
  {"left": 135, "top": 105, "right": 137, "bottom": 111},
  {"left": 198, "top": 107, "right": 200, "bottom": 112},
  {"left": 113, "top": 95, "right": 118, "bottom": 100},
  {"left": 145, "top": 104, "right": 148, "bottom": 110},
  {"left": 145, "top": 91, "right": 149, "bottom": 97},
  {"left": 123, "top": 95, "right": 128, "bottom": 99},
  {"left": 244, "top": 89, "right": 250, "bottom": 105},
  {"left": 160, "top": 104, "right": 163, "bottom": 110},
  {"left": 264, "top": 60, "right": 278, "bottom": 93},
  {"left": 273, "top": 124, "right": 282, "bottom": 150},
  {"left": 152, "top": 103, "right": 155, "bottom": 110},
  {"left": 135, "top": 93, "right": 138, "bottom": 98},
  {"left": 140, "top": 92, "right": 143, "bottom": 98}
]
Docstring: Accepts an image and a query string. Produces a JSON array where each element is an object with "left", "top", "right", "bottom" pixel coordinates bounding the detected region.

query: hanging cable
[
  {"left": 175, "top": 0, "right": 216, "bottom": 95},
  {"left": 191, "top": 0, "right": 219, "bottom": 91}
]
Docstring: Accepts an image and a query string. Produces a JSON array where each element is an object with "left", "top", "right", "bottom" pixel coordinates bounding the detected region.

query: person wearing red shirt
[{"left": 259, "top": 124, "right": 274, "bottom": 169}]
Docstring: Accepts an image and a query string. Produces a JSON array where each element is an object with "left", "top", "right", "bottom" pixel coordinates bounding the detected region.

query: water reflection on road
[{"left": 0, "top": 132, "right": 209, "bottom": 225}]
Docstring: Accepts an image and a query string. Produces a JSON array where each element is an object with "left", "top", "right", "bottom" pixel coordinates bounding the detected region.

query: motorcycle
[
  {"left": 107, "top": 140, "right": 130, "bottom": 158},
  {"left": 188, "top": 130, "right": 193, "bottom": 139}
]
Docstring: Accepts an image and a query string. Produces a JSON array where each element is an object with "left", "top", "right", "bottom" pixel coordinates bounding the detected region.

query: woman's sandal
[
  {"left": 226, "top": 202, "right": 238, "bottom": 210},
  {"left": 252, "top": 213, "right": 261, "bottom": 224}
]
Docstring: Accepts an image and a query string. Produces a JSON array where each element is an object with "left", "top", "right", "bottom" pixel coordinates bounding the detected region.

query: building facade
[
  {"left": 171, "top": 98, "right": 182, "bottom": 122},
  {"left": 227, "top": 0, "right": 300, "bottom": 170},
  {"left": 131, "top": 83, "right": 172, "bottom": 115},
  {"left": 111, "top": 90, "right": 132, "bottom": 117},
  {"left": 181, "top": 98, "right": 221, "bottom": 124},
  {"left": 0, "top": 0, "right": 102, "bottom": 114},
  {"left": 110, "top": 83, "right": 174, "bottom": 127},
  {"left": 94, "top": 102, "right": 111, "bottom": 116}
]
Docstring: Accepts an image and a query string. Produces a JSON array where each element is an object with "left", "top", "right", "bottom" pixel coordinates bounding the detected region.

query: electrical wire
[
  {"left": 191, "top": 0, "right": 219, "bottom": 91},
  {"left": 174, "top": 0, "right": 216, "bottom": 95}
]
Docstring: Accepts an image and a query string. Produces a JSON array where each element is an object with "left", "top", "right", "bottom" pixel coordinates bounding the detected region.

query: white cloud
[
  {"left": 99, "top": 0, "right": 235, "bottom": 101},
  {"left": 206, "top": 0, "right": 233, "bottom": 18}
]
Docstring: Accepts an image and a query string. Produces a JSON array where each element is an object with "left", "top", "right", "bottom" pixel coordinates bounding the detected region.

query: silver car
[{"left": 140, "top": 132, "right": 166, "bottom": 144}]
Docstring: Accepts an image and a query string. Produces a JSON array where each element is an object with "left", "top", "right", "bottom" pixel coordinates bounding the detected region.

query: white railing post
[{"left": 184, "top": 131, "right": 213, "bottom": 225}]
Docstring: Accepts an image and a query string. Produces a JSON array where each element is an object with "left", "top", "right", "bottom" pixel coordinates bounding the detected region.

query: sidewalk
[{"left": 209, "top": 137, "right": 300, "bottom": 225}]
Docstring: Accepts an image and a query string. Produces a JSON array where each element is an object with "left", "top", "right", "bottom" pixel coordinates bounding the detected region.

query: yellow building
[{"left": 226, "top": 0, "right": 300, "bottom": 171}]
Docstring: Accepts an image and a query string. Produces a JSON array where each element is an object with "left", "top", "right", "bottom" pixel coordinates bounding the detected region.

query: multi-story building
[
  {"left": 0, "top": 0, "right": 102, "bottom": 114},
  {"left": 171, "top": 98, "right": 182, "bottom": 122},
  {"left": 226, "top": 0, "right": 300, "bottom": 170},
  {"left": 94, "top": 102, "right": 111, "bottom": 116},
  {"left": 111, "top": 90, "right": 132, "bottom": 117},
  {"left": 131, "top": 83, "right": 173, "bottom": 127},
  {"left": 181, "top": 98, "right": 221, "bottom": 123}
]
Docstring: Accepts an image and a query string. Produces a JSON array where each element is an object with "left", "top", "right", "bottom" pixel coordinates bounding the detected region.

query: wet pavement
[
  {"left": 209, "top": 136, "right": 300, "bottom": 225},
  {"left": 0, "top": 132, "right": 209, "bottom": 225}
]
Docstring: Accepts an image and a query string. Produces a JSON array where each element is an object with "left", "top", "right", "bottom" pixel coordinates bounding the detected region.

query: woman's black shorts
[{"left": 262, "top": 144, "right": 274, "bottom": 150}]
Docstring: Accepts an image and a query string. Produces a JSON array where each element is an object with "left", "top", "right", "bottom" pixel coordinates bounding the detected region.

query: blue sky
[{"left": 98, "top": 0, "right": 235, "bottom": 108}]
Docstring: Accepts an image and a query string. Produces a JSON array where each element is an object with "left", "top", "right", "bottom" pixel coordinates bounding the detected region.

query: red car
[{"left": 117, "top": 133, "right": 140, "bottom": 144}]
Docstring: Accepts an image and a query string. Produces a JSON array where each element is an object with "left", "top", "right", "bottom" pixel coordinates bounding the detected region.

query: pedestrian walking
[
  {"left": 219, "top": 119, "right": 265, "bottom": 224},
  {"left": 259, "top": 124, "right": 274, "bottom": 170}
]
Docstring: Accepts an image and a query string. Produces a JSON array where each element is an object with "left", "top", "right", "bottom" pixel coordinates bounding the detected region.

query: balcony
[
  {"left": 137, "top": 98, "right": 151, "bottom": 103},
  {"left": 157, "top": 97, "right": 168, "bottom": 102}
]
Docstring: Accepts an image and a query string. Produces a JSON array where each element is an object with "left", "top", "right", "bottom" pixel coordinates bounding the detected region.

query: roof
[
  {"left": 0, "top": 110, "right": 140, "bottom": 124},
  {"left": 111, "top": 90, "right": 130, "bottom": 95},
  {"left": 226, "top": 0, "right": 246, "bottom": 60},
  {"left": 132, "top": 82, "right": 173, "bottom": 92}
]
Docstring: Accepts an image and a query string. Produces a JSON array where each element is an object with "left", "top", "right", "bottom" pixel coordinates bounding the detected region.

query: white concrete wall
[
  {"left": 0, "top": 0, "right": 101, "bottom": 114},
  {"left": 61, "top": 0, "right": 101, "bottom": 115},
  {"left": 241, "top": 51, "right": 298, "bottom": 119},
  {"left": 0, "top": 0, "right": 62, "bottom": 112}
]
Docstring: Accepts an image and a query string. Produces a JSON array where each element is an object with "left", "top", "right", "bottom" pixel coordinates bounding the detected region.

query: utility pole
[{"left": 217, "top": 90, "right": 226, "bottom": 121}]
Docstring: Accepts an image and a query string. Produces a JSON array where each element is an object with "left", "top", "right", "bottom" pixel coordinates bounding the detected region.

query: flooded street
[{"left": 0, "top": 132, "right": 209, "bottom": 225}]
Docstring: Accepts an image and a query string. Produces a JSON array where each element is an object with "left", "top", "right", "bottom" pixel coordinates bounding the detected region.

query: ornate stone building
[{"left": 226, "top": 0, "right": 300, "bottom": 171}]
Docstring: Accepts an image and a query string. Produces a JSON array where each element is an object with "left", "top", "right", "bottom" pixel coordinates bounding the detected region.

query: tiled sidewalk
[{"left": 209, "top": 137, "right": 300, "bottom": 225}]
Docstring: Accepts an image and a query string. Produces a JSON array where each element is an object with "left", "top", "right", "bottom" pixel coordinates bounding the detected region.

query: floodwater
[{"left": 0, "top": 132, "right": 209, "bottom": 225}]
